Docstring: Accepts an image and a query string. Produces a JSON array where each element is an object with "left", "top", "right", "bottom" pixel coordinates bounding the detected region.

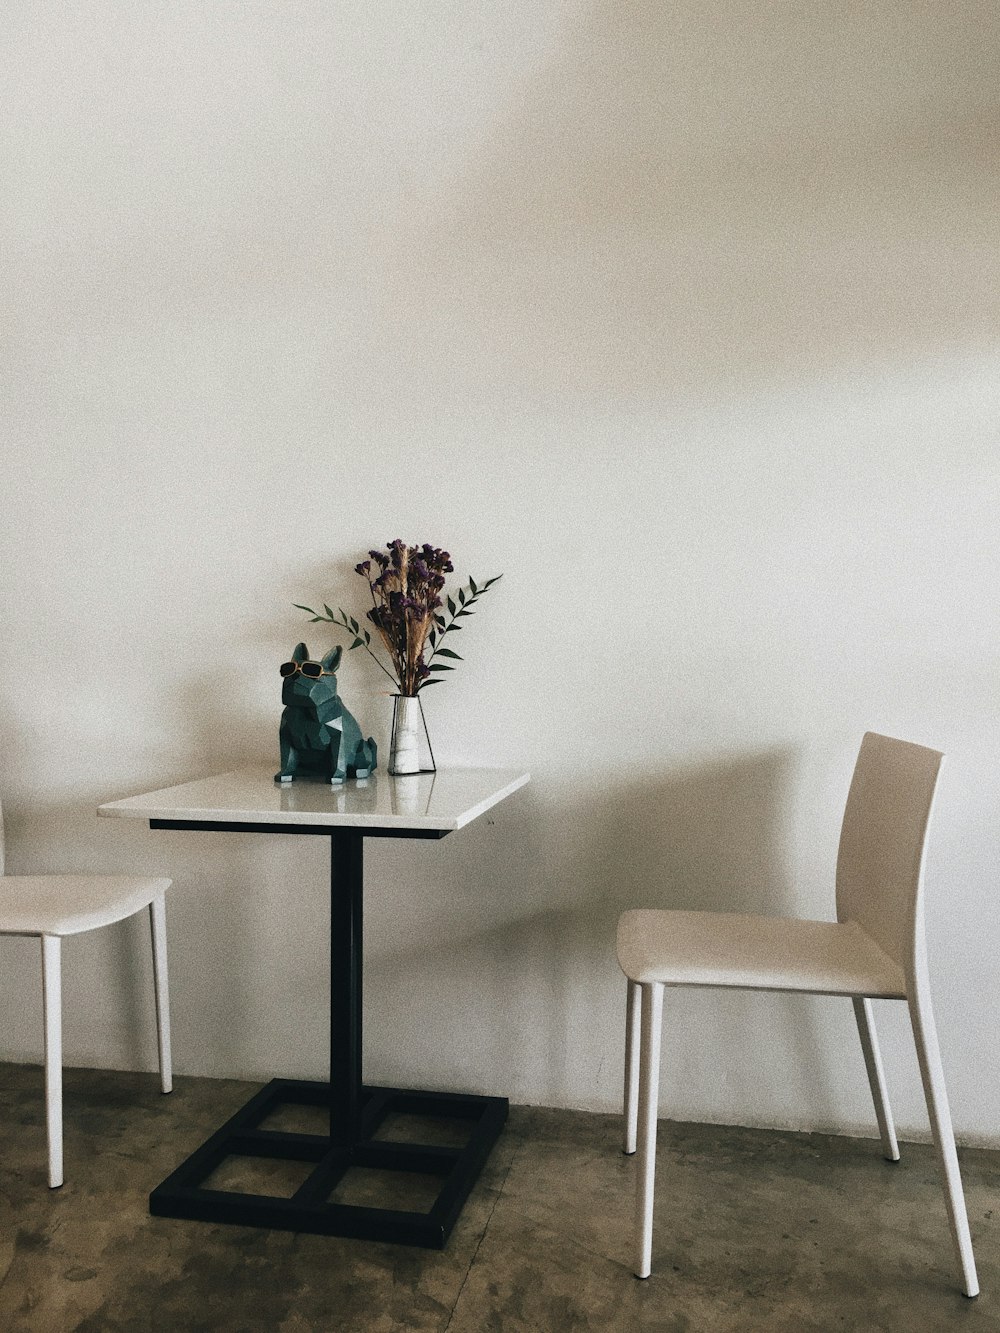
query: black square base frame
[{"left": 150, "top": 1078, "right": 508, "bottom": 1246}]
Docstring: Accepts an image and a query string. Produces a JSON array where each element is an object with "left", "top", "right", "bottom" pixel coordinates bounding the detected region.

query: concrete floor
[{"left": 0, "top": 1064, "right": 997, "bottom": 1332}]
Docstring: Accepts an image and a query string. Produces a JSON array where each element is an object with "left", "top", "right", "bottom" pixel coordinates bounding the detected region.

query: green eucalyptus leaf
[
  {"left": 469, "top": 576, "right": 478, "bottom": 594},
  {"left": 458, "top": 588, "right": 466, "bottom": 606},
  {"left": 456, "top": 609, "right": 474, "bottom": 617},
  {"left": 447, "top": 595, "right": 457, "bottom": 616},
  {"left": 293, "top": 603, "right": 316, "bottom": 614},
  {"left": 350, "top": 638, "right": 364, "bottom": 649},
  {"left": 428, "top": 663, "right": 455, "bottom": 672},
  {"left": 435, "top": 648, "right": 463, "bottom": 659},
  {"left": 418, "top": 678, "right": 444, "bottom": 689},
  {"left": 443, "top": 622, "right": 462, "bottom": 632},
  {"left": 323, "top": 604, "right": 334, "bottom": 618},
  {"left": 349, "top": 616, "right": 359, "bottom": 632}
]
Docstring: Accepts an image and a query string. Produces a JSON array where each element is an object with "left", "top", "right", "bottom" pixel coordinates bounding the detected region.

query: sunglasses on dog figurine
[{"left": 279, "top": 659, "right": 336, "bottom": 680}]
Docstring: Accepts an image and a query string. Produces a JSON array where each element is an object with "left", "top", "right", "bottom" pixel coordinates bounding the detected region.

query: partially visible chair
[
  {"left": 0, "top": 799, "right": 172, "bottom": 1187},
  {"left": 617, "top": 732, "right": 978, "bottom": 1297}
]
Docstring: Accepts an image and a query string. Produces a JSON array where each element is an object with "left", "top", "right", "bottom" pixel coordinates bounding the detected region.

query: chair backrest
[{"left": 835, "top": 731, "right": 943, "bottom": 974}]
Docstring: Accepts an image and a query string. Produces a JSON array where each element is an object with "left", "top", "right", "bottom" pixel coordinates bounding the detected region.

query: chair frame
[
  {"left": 620, "top": 733, "right": 979, "bottom": 1298},
  {"left": 34, "top": 897, "right": 172, "bottom": 1188},
  {"left": 0, "top": 798, "right": 172, "bottom": 1189}
]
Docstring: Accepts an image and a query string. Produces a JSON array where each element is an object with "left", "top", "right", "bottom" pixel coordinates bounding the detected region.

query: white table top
[{"left": 98, "top": 766, "right": 530, "bottom": 833}]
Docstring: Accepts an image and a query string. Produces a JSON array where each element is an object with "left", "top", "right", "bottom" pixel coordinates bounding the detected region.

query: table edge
[{"left": 96, "top": 769, "right": 531, "bottom": 833}]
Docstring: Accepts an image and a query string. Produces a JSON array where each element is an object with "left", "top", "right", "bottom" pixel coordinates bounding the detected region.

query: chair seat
[
  {"left": 0, "top": 875, "right": 170, "bottom": 937},
  {"left": 617, "top": 909, "right": 906, "bottom": 998}
]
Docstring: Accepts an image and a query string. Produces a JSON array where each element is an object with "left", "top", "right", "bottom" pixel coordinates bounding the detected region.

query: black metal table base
[
  {"left": 148, "top": 822, "right": 503, "bottom": 1248},
  {"left": 150, "top": 1077, "right": 509, "bottom": 1248}
]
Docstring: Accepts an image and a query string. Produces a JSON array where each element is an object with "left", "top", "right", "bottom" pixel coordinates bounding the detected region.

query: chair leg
[
  {"left": 41, "top": 935, "right": 63, "bottom": 1189},
  {"left": 149, "top": 897, "right": 172, "bottom": 1094},
  {"left": 635, "top": 981, "right": 663, "bottom": 1279},
  {"left": 623, "top": 979, "right": 640, "bottom": 1154},
  {"left": 852, "top": 996, "right": 899, "bottom": 1161},
  {"left": 908, "top": 989, "right": 979, "bottom": 1298}
]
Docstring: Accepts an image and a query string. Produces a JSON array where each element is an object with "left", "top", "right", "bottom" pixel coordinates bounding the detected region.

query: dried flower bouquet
[{"left": 296, "top": 540, "right": 501, "bottom": 697}]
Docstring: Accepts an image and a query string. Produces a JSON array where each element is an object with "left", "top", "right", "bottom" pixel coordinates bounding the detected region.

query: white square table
[{"left": 99, "top": 764, "right": 530, "bottom": 1247}]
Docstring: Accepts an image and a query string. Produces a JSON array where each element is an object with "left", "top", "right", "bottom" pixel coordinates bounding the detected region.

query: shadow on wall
[
  {"left": 2, "top": 749, "right": 855, "bottom": 1120},
  {"left": 556, "top": 745, "right": 844, "bottom": 1115},
  {"left": 373, "top": 0, "right": 998, "bottom": 403},
  {"left": 0, "top": 778, "right": 330, "bottom": 1081},
  {"left": 365, "top": 746, "right": 845, "bottom": 1117}
]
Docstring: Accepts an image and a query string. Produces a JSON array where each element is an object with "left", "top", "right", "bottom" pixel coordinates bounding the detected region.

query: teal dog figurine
[{"left": 275, "top": 644, "right": 377, "bottom": 784}]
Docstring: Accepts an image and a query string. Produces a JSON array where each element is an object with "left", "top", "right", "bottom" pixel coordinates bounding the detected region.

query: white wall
[{"left": 3, "top": 1, "right": 1000, "bottom": 1144}]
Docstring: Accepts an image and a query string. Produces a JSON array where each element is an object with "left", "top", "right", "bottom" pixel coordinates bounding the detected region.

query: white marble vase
[{"left": 389, "top": 695, "right": 423, "bottom": 775}]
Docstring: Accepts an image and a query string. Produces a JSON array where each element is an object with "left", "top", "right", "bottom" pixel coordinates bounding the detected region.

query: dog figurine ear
[
  {"left": 321, "top": 646, "right": 342, "bottom": 674},
  {"left": 291, "top": 642, "right": 309, "bottom": 664}
]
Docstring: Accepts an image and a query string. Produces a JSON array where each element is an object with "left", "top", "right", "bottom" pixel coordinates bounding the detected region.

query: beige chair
[
  {"left": 617, "top": 732, "right": 978, "bottom": 1297},
  {"left": 0, "top": 801, "right": 172, "bottom": 1186}
]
